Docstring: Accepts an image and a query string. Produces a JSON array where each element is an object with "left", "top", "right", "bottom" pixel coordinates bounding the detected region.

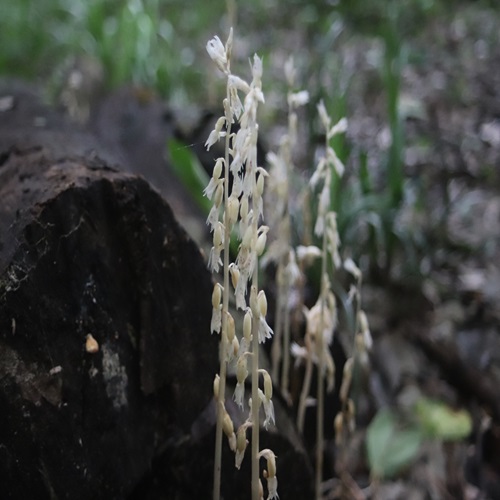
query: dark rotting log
[{"left": 0, "top": 144, "right": 216, "bottom": 498}]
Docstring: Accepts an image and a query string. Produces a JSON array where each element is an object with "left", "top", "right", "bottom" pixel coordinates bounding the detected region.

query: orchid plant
[{"left": 204, "top": 29, "right": 278, "bottom": 500}]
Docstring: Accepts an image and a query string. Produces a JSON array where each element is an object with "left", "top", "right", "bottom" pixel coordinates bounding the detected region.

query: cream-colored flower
[
  {"left": 317, "top": 99, "right": 331, "bottom": 131},
  {"left": 258, "top": 388, "right": 275, "bottom": 430},
  {"left": 222, "top": 406, "right": 236, "bottom": 451},
  {"left": 327, "top": 116, "right": 348, "bottom": 140},
  {"left": 205, "top": 117, "right": 226, "bottom": 150},
  {"left": 304, "top": 293, "right": 337, "bottom": 347},
  {"left": 210, "top": 283, "right": 223, "bottom": 334},
  {"left": 213, "top": 374, "right": 220, "bottom": 400},
  {"left": 258, "top": 449, "right": 278, "bottom": 500},
  {"left": 344, "top": 257, "right": 361, "bottom": 281},
  {"left": 296, "top": 245, "right": 321, "bottom": 264},
  {"left": 208, "top": 221, "right": 224, "bottom": 272},
  {"left": 234, "top": 354, "right": 249, "bottom": 409},
  {"left": 327, "top": 145, "right": 345, "bottom": 177},
  {"left": 206, "top": 35, "right": 228, "bottom": 73},
  {"left": 235, "top": 423, "right": 250, "bottom": 469},
  {"left": 288, "top": 90, "right": 309, "bottom": 108}
]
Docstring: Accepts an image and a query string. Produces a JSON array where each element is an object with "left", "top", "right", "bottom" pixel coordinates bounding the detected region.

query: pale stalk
[
  {"left": 213, "top": 82, "right": 233, "bottom": 500},
  {"left": 270, "top": 265, "right": 283, "bottom": 382},
  {"left": 281, "top": 100, "right": 294, "bottom": 402},
  {"left": 251, "top": 258, "right": 260, "bottom": 500},
  {"left": 274, "top": 95, "right": 295, "bottom": 400},
  {"left": 281, "top": 278, "right": 291, "bottom": 399},
  {"left": 280, "top": 219, "right": 292, "bottom": 400},
  {"left": 315, "top": 228, "right": 328, "bottom": 500},
  {"left": 297, "top": 345, "right": 313, "bottom": 433}
]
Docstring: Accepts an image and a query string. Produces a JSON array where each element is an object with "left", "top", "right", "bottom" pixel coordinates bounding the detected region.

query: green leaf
[
  {"left": 415, "top": 398, "right": 472, "bottom": 441},
  {"left": 167, "top": 137, "right": 211, "bottom": 214},
  {"left": 366, "top": 408, "right": 422, "bottom": 479}
]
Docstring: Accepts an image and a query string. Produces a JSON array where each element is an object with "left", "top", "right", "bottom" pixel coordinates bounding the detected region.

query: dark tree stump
[{"left": 0, "top": 145, "right": 216, "bottom": 499}]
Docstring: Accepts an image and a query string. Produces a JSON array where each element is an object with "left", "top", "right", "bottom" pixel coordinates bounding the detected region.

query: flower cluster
[
  {"left": 310, "top": 101, "right": 347, "bottom": 237},
  {"left": 264, "top": 57, "right": 309, "bottom": 397},
  {"left": 294, "top": 103, "right": 347, "bottom": 433},
  {"left": 205, "top": 29, "right": 278, "bottom": 500},
  {"left": 334, "top": 258, "right": 373, "bottom": 452}
]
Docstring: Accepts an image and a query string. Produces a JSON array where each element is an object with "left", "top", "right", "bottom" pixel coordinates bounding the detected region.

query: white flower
[
  {"left": 203, "top": 172, "right": 223, "bottom": 200},
  {"left": 251, "top": 54, "right": 263, "bottom": 85},
  {"left": 259, "top": 388, "right": 275, "bottom": 429},
  {"left": 259, "top": 316, "right": 273, "bottom": 343},
  {"left": 309, "top": 157, "right": 326, "bottom": 188},
  {"left": 258, "top": 449, "right": 278, "bottom": 499},
  {"left": 234, "top": 354, "right": 248, "bottom": 410},
  {"left": 235, "top": 424, "right": 249, "bottom": 469},
  {"left": 228, "top": 74, "right": 251, "bottom": 94},
  {"left": 304, "top": 294, "right": 337, "bottom": 348},
  {"left": 318, "top": 177, "right": 331, "bottom": 213},
  {"left": 211, "top": 305, "right": 222, "bottom": 334},
  {"left": 229, "top": 84, "right": 244, "bottom": 120},
  {"left": 206, "top": 204, "right": 220, "bottom": 232},
  {"left": 285, "top": 250, "right": 302, "bottom": 285},
  {"left": 314, "top": 213, "right": 324, "bottom": 237},
  {"left": 258, "top": 369, "right": 275, "bottom": 429},
  {"left": 296, "top": 245, "right": 321, "bottom": 264},
  {"left": 317, "top": 99, "right": 331, "bottom": 131},
  {"left": 205, "top": 116, "right": 226, "bottom": 150},
  {"left": 344, "top": 257, "right": 361, "bottom": 281},
  {"left": 208, "top": 222, "right": 224, "bottom": 272},
  {"left": 266, "top": 476, "right": 279, "bottom": 500},
  {"left": 327, "top": 116, "right": 348, "bottom": 140},
  {"left": 222, "top": 406, "right": 236, "bottom": 451},
  {"left": 290, "top": 342, "right": 308, "bottom": 365},
  {"left": 325, "top": 212, "right": 341, "bottom": 268},
  {"left": 327, "top": 145, "right": 345, "bottom": 177},
  {"left": 235, "top": 446, "right": 246, "bottom": 470},
  {"left": 235, "top": 240, "right": 257, "bottom": 309},
  {"left": 288, "top": 90, "right": 309, "bottom": 108},
  {"left": 234, "top": 383, "right": 245, "bottom": 410},
  {"left": 206, "top": 35, "right": 228, "bottom": 73},
  {"left": 213, "top": 374, "right": 220, "bottom": 399}
]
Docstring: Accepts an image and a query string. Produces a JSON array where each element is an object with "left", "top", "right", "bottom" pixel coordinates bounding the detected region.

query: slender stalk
[
  {"left": 251, "top": 268, "right": 260, "bottom": 500},
  {"left": 213, "top": 332, "right": 227, "bottom": 500},
  {"left": 213, "top": 81, "right": 233, "bottom": 500},
  {"left": 297, "top": 345, "right": 313, "bottom": 434},
  {"left": 280, "top": 268, "right": 291, "bottom": 399},
  {"left": 271, "top": 267, "right": 283, "bottom": 382},
  {"left": 315, "top": 229, "right": 328, "bottom": 500}
]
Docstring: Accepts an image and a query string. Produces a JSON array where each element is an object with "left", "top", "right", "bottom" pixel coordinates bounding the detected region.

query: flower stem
[
  {"left": 251, "top": 243, "right": 260, "bottom": 499},
  {"left": 213, "top": 81, "right": 233, "bottom": 500},
  {"left": 315, "top": 228, "right": 327, "bottom": 499}
]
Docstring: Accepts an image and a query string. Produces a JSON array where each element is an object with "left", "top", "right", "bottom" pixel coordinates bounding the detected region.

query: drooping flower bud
[
  {"left": 257, "top": 290, "right": 268, "bottom": 317},
  {"left": 213, "top": 374, "right": 220, "bottom": 400}
]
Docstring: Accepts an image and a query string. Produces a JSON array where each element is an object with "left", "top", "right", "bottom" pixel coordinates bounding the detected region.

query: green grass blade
[{"left": 167, "top": 137, "right": 211, "bottom": 214}]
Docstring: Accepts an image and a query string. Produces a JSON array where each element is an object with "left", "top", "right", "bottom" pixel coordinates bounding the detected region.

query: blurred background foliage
[
  {"left": 0, "top": 0, "right": 497, "bottom": 282},
  {"left": 1, "top": 0, "right": 494, "bottom": 101}
]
